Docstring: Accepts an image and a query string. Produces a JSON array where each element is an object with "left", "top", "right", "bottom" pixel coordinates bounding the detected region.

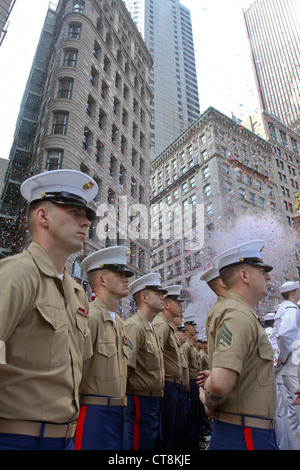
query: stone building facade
[
  {"left": 0, "top": 0, "right": 154, "bottom": 313},
  {"left": 150, "top": 107, "right": 298, "bottom": 317}
]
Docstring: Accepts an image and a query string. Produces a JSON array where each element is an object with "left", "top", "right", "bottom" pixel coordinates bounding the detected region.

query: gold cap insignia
[
  {"left": 83, "top": 182, "right": 95, "bottom": 190},
  {"left": 126, "top": 249, "right": 131, "bottom": 256},
  {"left": 41, "top": 192, "right": 46, "bottom": 198},
  {"left": 239, "top": 257, "right": 244, "bottom": 262}
]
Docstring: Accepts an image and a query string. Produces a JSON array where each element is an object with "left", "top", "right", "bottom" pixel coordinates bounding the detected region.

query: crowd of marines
[{"left": 0, "top": 169, "right": 299, "bottom": 451}]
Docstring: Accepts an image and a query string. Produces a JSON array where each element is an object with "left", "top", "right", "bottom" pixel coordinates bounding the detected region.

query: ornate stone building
[
  {"left": 0, "top": 0, "right": 154, "bottom": 314},
  {"left": 150, "top": 107, "right": 298, "bottom": 322}
]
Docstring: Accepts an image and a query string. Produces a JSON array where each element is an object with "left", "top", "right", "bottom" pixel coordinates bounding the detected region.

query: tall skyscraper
[
  {"left": 244, "top": 0, "right": 300, "bottom": 133},
  {"left": 125, "top": 0, "right": 200, "bottom": 159}
]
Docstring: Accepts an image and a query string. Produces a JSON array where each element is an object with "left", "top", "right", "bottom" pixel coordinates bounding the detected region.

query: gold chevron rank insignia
[{"left": 216, "top": 322, "right": 233, "bottom": 351}]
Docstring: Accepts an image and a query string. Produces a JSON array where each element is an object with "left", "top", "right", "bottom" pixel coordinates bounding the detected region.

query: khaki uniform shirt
[
  {"left": 153, "top": 313, "right": 183, "bottom": 382},
  {"left": 206, "top": 295, "right": 226, "bottom": 369},
  {"left": 126, "top": 311, "right": 164, "bottom": 392},
  {"left": 0, "top": 242, "right": 92, "bottom": 423},
  {"left": 180, "top": 347, "right": 190, "bottom": 391},
  {"left": 199, "top": 349, "right": 209, "bottom": 370},
  {"left": 206, "top": 292, "right": 276, "bottom": 419},
  {"left": 182, "top": 339, "right": 199, "bottom": 380},
  {"left": 80, "top": 297, "right": 129, "bottom": 398}
]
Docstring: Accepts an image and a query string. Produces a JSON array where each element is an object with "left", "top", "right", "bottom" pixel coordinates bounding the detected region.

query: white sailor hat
[
  {"left": 263, "top": 312, "right": 275, "bottom": 322},
  {"left": 213, "top": 240, "right": 273, "bottom": 273},
  {"left": 20, "top": 169, "right": 98, "bottom": 220},
  {"left": 128, "top": 273, "right": 168, "bottom": 296},
  {"left": 82, "top": 246, "right": 134, "bottom": 277},
  {"left": 280, "top": 281, "right": 300, "bottom": 294},
  {"left": 165, "top": 285, "right": 184, "bottom": 302},
  {"left": 200, "top": 266, "right": 219, "bottom": 283}
]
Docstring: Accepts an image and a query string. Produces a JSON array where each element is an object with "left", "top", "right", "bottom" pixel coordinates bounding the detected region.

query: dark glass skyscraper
[
  {"left": 244, "top": 0, "right": 300, "bottom": 133},
  {"left": 125, "top": 0, "right": 200, "bottom": 160}
]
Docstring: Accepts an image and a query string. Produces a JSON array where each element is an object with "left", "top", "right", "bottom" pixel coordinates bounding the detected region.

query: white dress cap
[
  {"left": 82, "top": 246, "right": 134, "bottom": 277},
  {"left": 200, "top": 266, "right": 219, "bottom": 283},
  {"left": 128, "top": 273, "right": 167, "bottom": 296},
  {"left": 280, "top": 281, "right": 300, "bottom": 294},
  {"left": 21, "top": 169, "right": 98, "bottom": 219},
  {"left": 184, "top": 313, "right": 197, "bottom": 325},
  {"left": 165, "top": 285, "right": 184, "bottom": 302},
  {"left": 213, "top": 239, "right": 273, "bottom": 273},
  {"left": 197, "top": 333, "right": 207, "bottom": 342}
]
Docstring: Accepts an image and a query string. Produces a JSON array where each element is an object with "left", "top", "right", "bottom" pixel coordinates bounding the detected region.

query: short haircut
[
  {"left": 219, "top": 263, "right": 248, "bottom": 288},
  {"left": 87, "top": 268, "right": 109, "bottom": 291},
  {"left": 207, "top": 277, "right": 221, "bottom": 293},
  {"left": 133, "top": 289, "right": 151, "bottom": 307},
  {"left": 281, "top": 290, "right": 297, "bottom": 301},
  {"left": 26, "top": 200, "right": 53, "bottom": 233}
]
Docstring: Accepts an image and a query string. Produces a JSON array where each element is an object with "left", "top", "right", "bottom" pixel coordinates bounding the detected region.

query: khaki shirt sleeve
[
  {"left": 126, "top": 322, "right": 142, "bottom": 370},
  {"left": 212, "top": 309, "right": 254, "bottom": 374},
  {"left": 0, "top": 257, "right": 37, "bottom": 342}
]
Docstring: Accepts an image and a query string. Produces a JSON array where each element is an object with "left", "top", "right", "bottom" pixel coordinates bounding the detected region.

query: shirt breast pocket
[
  {"left": 97, "top": 341, "right": 118, "bottom": 380},
  {"left": 257, "top": 341, "right": 275, "bottom": 386},
  {"left": 25, "top": 304, "right": 69, "bottom": 368},
  {"left": 144, "top": 340, "right": 159, "bottom": 370}
]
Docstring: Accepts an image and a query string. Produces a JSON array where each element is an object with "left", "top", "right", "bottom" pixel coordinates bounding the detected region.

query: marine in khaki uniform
[
  {"left": 0, "top": 170, "right": 97, "bottom": 450},
  {"left": 182, "top": 317, "right": 201, "bottom": 451},
  {"left": 175, "top": 323, "right": 190, "bottom": 451},
  {"left": 200, "top": 240, "right": 278, "bottom": 450},
  {"left": 195, "top": 333, "right": 211, "bottom": 443},
  {"left": 125, "top": 273, "right": 166, "bottom": 450},
  {"left": 153, "top": 285, "right": 184, "bottom": 451},
  {"left": 74, "top": 246, "right": 134, "bottom": 450},
  {"left": 200, "top": 266, "right": 228, "bottom": 374}
]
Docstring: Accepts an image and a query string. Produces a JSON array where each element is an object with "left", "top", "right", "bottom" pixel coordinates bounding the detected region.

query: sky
[{"left": 0, "top": 0, "right": 259, "bottom": 160}]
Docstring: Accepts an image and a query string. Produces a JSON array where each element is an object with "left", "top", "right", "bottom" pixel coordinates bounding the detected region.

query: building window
[
  {"left": 73, "top": 1, "right": 85, "bottom": 13},
  {"left": 90, "top": 66, "right": 98, "bottom": 87},
  {"left": 45, "top": 150, "right": 63, "bottom": 170},
  {"left": 86, "top": 95, "right": 95, "bottom": 117},
  {"left": 239, "top": 188, "right": 245, "bottom": 200},
  {"left": 189, "top": 176, "right": 195, "bottom": 188},
  {"left": 204, "top": 184, "right": 211, "bottom": 198},
  {"left": 103, "top": 56, "right": 111, "bottom": 74},
  {"left": 93, "top": 41, "right": 101, "bottom": 59},
  {"left": 68, "top": 23, "right": 81, "bottom": 39},
  {"left": 182, "top": 182, "right": 188, "bottom": 194},
  {"left": 202, "top": 166, "right": 209, "bottom": 179},
  {"left": 58, "top": 78, "right": 73, "bottom": 99},
  {"left": 98, "top": 109, "right": 107, "bottom": 130},
  {"left": 52, "top": 112, "right": 68, "bottom": 135},
  {"left": 119, "top": 165, "right": 126, "bottom": 187},
  {"left": 83, "top": 128, "right": 92, "bottom": 152},
  {"left": 206, "top": 203, "right": 213, "bottom": 216},
  {"left": 95, "top": 140, "right": 104, "bottom": 164},
  {"left": 63, "top": 49, "right": 77, "bottom": 67}
]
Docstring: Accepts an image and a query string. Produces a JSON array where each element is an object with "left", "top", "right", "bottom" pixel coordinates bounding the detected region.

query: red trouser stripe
[
  {"left": 133, "top": 396, "right": 141, "bottom": 450},
  {"left": 74, "top": 405, "right": 87, "bottom": 450},
  {"left": 244, "top": 427, "right": 255, "bottom": 450}
]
